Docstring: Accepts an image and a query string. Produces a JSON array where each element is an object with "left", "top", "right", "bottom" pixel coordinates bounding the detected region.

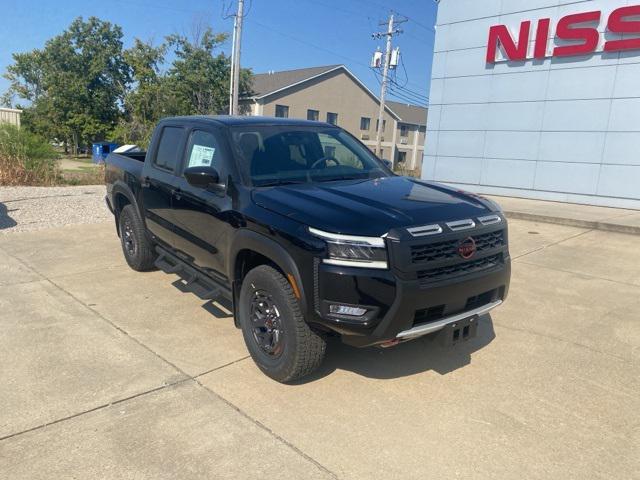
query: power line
[
  {"left": 387, "top": 84, "right": 428, "bottom": 106},
  {"left": 387, "top": 79, "right": 429, "bottom": 104},
  {"left": 349, "top": 0, "right": 437, "bottom": 34},
  {"left": 350, "top": 0, "right": 394, "bottom": 14},
  {"left": 111, "top": 0, "right": 207, "bottom": 16},
  {"left": 390, "top": 79, "right": 428, "bottom": 101},
  {"left": 391, "top": 55, "right": 429, "bottom": 101},
  {"left": 392, "top": 53, "right": 410, "bottom": 88},
  {"left": 371, "top": 66, "right": 428, "bottom": 104},
  {"left": 247, "top": 18, "right": 372, "bottom": 71},
  {"left": 402, "top": 30, "right": 432, "bottom": 44},
  {"left": 388, "top": 88, "right": 428, "bottom": 107},
  {"left": 396, "top": 13, "right": 436, "bottom": 34},
  {"left": 222, "top": 1, "right": 234, "bottom": 20},
  {"left": 299, "top": 0, "right": 367, "bottom": 18},
  {"left": 115, "top": 0, "right": 431, "bottom": 107},
  {"left": 248, "top": 17, "right": 419, "bottom": 103},
  {"left": 371, "top": 66, "right": 427, "bottom": 107},
  {"left": 392, "top": 89, "right": 428, "bottom": 104}
]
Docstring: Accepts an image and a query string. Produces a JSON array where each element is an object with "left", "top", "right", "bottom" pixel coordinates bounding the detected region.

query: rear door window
[{"left": 154, "top": 126, "right": 184, "bottom": 172}]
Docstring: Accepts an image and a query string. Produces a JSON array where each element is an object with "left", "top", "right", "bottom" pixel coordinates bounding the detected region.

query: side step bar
[{"left": 154, "top": 247, "right": 232, "bottom": 302}]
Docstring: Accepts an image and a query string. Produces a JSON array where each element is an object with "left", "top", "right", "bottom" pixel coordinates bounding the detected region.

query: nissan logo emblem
[{"left": 458, "top": 237, "right": 477, "bottom": 260}]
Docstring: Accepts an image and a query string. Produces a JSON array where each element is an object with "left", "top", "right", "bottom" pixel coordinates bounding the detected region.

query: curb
[{"left": 503, "top": 211, "right": 640, "bottom": 236}]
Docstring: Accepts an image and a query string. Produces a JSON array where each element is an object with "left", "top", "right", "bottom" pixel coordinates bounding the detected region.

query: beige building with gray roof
[
  {"left": 242, "top": 65, "right": 427, "bottom": 170},
  {"left": 0, "top": 108, "right": 22, "bottom": 127}
]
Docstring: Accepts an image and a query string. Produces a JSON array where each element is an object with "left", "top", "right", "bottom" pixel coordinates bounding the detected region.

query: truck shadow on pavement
[
  {"left": 293, "top": 315, "right": 496, "bottom": 384},
  {"left": 0, "top": 202, "right": 18, "bottom": 231},
  {"left": 170, "top": 279, "right": 235, "bottom": 317},
  {"left": 179, "top": 278, "right": 497, "bottom": 383}
]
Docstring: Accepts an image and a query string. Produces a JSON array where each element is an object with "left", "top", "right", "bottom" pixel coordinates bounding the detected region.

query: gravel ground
[{"left": 0, "top": 185, "right": 111, "bottom": 234}]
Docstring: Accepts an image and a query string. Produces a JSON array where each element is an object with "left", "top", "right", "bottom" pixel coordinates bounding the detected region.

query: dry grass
[
  {"left": 0, "top": 152, "right": 60, "bottom": 186},
  {"left": 60, "top": 163, "right": 105, "bottom": 185},
  {"left": 0, "top": 125, "right": 60, "bottom": 186}
]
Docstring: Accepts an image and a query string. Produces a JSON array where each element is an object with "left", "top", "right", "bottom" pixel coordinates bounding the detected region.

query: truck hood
[{"left": 252, "top": 176, "right": 495, "bottom": 236}]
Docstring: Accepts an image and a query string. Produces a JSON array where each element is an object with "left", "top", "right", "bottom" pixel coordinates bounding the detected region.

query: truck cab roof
[{"left": 160, "top": 115, "right": 335, "bottom": 129}]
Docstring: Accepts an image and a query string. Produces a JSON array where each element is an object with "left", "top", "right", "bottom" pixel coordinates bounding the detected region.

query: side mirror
[{"left": 184, "top": 166, "right": 221, "bottom": 189}]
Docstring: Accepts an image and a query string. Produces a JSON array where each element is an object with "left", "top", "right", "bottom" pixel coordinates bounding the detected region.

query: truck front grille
[
  {"left": 417, "top": 254, "right": 503, "bottom": 287},
  {"left": 411, "top": 230, "right": 504, "bottom": 264}
]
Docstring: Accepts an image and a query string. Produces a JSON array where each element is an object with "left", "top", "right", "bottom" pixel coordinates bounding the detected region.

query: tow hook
[{"left": 379, "top": 338, "right": 401, "bottom": 348}]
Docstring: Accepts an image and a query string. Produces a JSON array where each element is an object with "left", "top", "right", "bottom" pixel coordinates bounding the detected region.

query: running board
[{"left": 154, "top": 247, "right": 232, "bottom": 302}]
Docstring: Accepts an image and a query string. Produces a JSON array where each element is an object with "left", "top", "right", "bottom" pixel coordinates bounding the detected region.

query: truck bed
[
  {"left": 105, "top": 151, "right": 146, "bottom": 184},
  {"left": 115, "top": 151, "right": 146, "bottom": 162}
]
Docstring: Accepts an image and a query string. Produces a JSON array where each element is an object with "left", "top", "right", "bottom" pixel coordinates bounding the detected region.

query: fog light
[{"left": 329, "top": 305, "right": 367, "bottom": 316}]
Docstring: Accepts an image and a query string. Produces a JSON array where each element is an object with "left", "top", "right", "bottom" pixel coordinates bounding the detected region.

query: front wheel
[{"left": 239, "top": 265, "right": 326, "bottom": 383}]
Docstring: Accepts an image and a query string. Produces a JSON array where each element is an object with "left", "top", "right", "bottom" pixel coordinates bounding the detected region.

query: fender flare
[
  {"left": 111, "top": 180, "right": 145, "bottom": 233},
  {"left": 229, "top": 229, "right": 309, "bottom": 315}
]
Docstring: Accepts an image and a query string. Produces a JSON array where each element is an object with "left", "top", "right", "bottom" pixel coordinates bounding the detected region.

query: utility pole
[
  {"left": 372, "top": 12, "right": 405, "bottom": 159},
  {"left": 229, "top": 0, "right": 244, "bottom": 115}
]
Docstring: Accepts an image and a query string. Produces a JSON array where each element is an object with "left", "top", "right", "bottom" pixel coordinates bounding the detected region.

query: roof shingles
[
  {"left": 386, "top": 101, "right": 428, "bottom": 126},
  {"left": 248, "top": 64, "right": 427, "bottom": 126},
  {"left": 250, "top": 65, "right": 341, "bottom": 98}
]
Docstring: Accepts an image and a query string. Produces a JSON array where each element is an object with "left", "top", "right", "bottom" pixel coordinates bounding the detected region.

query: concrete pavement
[{"left": 0, "top": 219, "right": 638, "bottom": 479}]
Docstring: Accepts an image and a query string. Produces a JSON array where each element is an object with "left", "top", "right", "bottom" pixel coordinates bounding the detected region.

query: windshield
[{"left": 229, "top": 125, "right": 391, "bottom": 186}]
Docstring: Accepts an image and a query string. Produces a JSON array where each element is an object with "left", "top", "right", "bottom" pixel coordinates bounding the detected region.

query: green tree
[
  {"left": 164, "top": 28, "right": 252, "bottom": 116},
  {"left": 112, "top": 27, "right": 253, "bottom": 146},
  {"left": 4, "top": 19, "right": 253, "bottom": 150},
  {"left": 4, "top": 17, "right": 130, "bottom": 153},
  {"left": 112, "top": 39, "right": 168, "bottom": 145}
]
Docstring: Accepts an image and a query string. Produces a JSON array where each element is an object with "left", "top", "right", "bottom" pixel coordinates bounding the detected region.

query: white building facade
[
  {"left": 423, "top": 0, "right": 640, "bottom": 209},
  {"left": 0, "top": 108, "right": 21, "bottom": 127}
]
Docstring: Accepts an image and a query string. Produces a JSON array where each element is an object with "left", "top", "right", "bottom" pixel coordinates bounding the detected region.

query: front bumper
[
  {"left": 395, "top": 299, "right": 502, "bottom": 341},
  {"left": 310, "top": 254, "right": 511, "bottom": 348}
]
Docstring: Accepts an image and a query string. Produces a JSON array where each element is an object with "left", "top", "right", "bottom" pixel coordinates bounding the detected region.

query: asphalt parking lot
[{"left": 0, "top": 218, "right": 638, "bottom": 479}]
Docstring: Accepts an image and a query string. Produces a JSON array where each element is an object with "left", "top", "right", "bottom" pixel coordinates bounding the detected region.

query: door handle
[
  {"left": 141, "top": 176, "right": 151, "bottom": 187},
  {"left": 171, "top": 188, "right": 182, "bottom": 200}
]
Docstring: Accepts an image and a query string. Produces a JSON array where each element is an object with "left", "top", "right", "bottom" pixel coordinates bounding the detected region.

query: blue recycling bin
[{"left": 92, "top": 142, "right": 119, "bottom": 163}]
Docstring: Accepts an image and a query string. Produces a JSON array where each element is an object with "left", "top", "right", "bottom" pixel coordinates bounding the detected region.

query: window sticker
[{"left": 189, "top": 144, "right": 216, "bottom": 168}]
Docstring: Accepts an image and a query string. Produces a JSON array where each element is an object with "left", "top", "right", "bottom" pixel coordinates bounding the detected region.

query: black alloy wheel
[
  {"left": 250, "top": 290, "right": 285, "bottom": 357},
  {"left": 238, "top": 265, "right": 326, "bottom": 383},
  {"left": 121, "top": 215, "right": 137, "bottom": 257}
]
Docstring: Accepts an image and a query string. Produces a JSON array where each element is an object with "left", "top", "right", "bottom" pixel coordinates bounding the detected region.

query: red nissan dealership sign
[{"left": 486, "top": 5, "right": 640, "bottom": 63}]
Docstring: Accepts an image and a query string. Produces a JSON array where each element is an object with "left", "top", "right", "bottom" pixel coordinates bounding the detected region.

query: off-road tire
[
  {"left": 239, "top": 265, "right": 326, "bottom": 383},
  {"left": 118, "top": 204, "right": 156, "bottom": 272}
]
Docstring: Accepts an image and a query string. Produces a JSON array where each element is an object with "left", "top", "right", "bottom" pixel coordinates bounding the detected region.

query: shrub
[
  {"left": 0, "top": 124, "right": 59, "bottom": 185},
  {"left": 394, "top": 163, "right": 421, "bottom": 178}
]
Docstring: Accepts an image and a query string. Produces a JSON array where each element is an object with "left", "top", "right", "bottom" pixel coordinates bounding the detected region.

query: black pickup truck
[{"left": 105, "top": 116, "right": 510, "bottom": 382}]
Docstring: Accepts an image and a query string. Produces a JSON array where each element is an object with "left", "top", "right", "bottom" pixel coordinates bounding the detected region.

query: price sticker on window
[{"left": 188, "top": 144, "right": 216, "bottom": 168}]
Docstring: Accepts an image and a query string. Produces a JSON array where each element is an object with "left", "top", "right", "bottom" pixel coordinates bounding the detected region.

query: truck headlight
[{"left": 308, "top": 227, "right": 388, "bottom": 269}]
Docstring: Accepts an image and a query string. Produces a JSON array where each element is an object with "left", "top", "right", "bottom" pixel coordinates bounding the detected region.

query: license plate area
[{"left": 439, "top": 315, "right": 478, "bottom": 347}]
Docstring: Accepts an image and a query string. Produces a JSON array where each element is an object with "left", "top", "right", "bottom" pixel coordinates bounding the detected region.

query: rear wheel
[
  {"left": 118, "top": 204, "right": 156, "bottom": 271},
  {"left": 239, "top": 265, "right": 326, "bottom": 383}
]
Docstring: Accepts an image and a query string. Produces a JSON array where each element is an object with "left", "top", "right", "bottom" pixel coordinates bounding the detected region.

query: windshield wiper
[
  {"left": 256, "top": 179, "right": 307, "bottom": 187},
  {"left": 315, "top": 174, "right": 369, "bottom": 183}
]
